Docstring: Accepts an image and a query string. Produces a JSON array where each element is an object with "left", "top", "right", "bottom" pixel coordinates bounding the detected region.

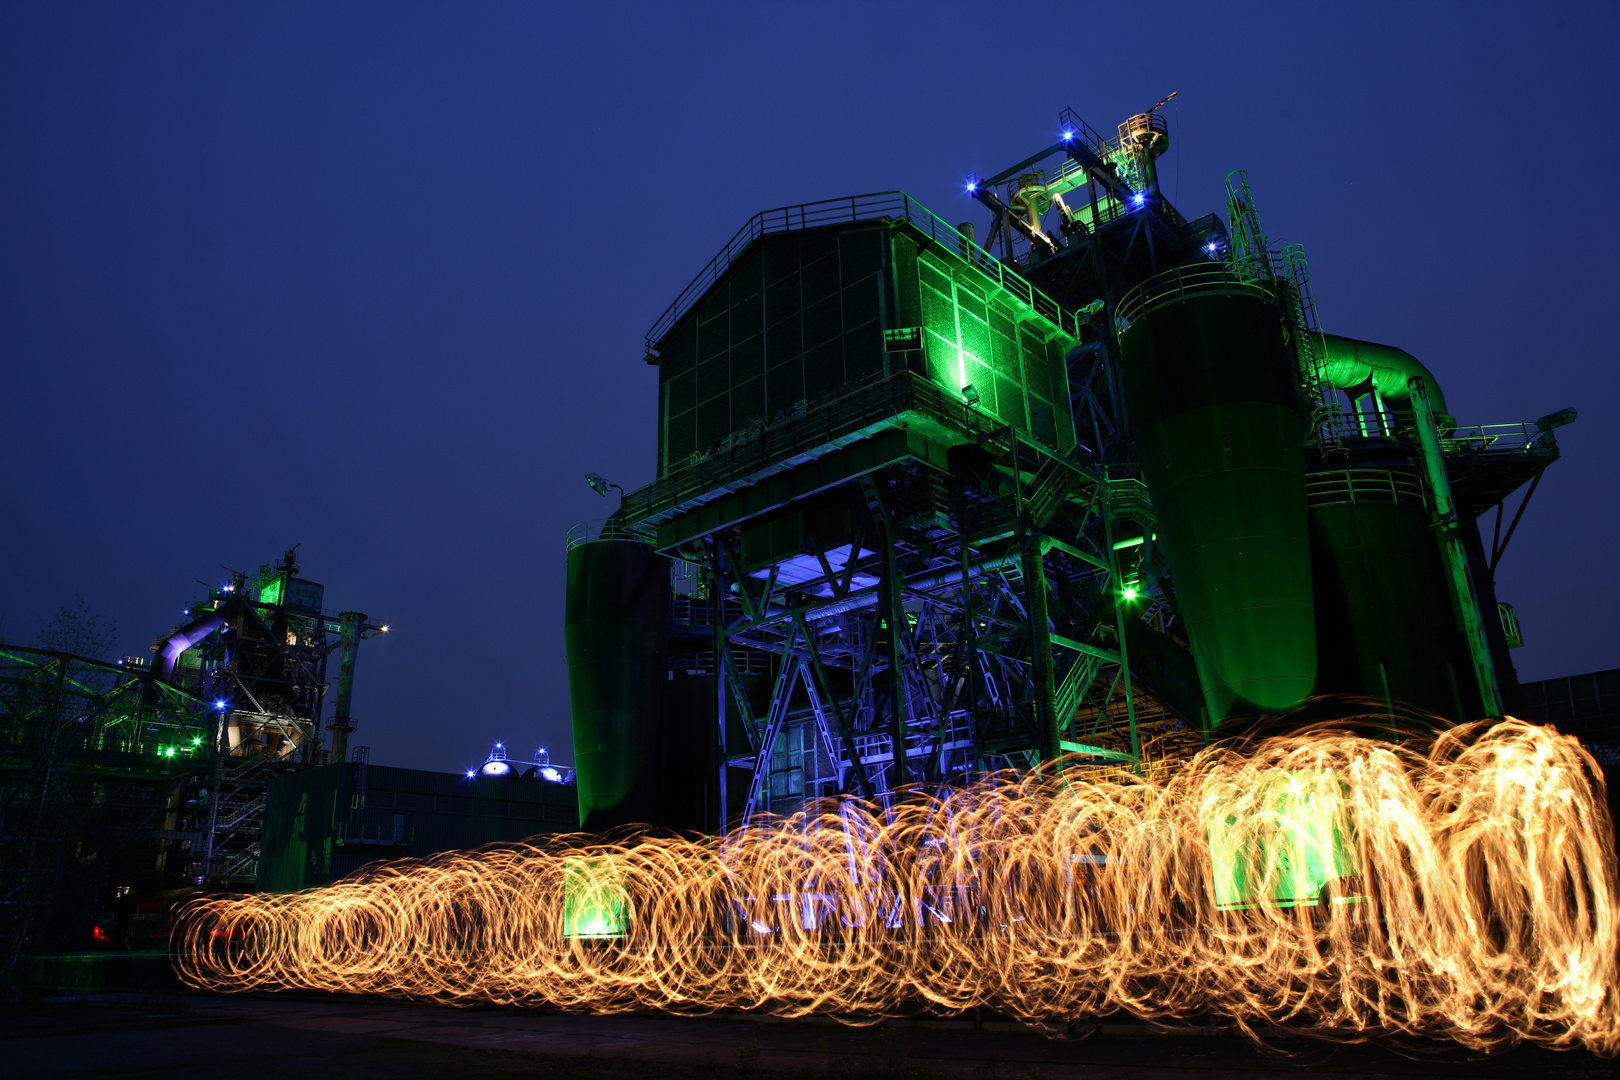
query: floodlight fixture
[{"left": 586, "top": 472, "right": 624, "bottom": 499}]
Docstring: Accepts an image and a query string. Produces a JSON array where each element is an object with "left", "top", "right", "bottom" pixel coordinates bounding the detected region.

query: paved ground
[{"left": 2, "top": 993, "right": 1614, "bottom": 1079}]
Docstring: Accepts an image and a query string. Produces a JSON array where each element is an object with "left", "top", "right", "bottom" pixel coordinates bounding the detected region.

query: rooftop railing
[{"left": 643, "top": 192, "right": 1078, "bottom": 354}]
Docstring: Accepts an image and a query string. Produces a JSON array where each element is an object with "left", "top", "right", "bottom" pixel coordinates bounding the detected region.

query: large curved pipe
[
  {"left": 150, "top": 592, "right": 278, "bottom": 684},
  {"left": 153, "top": 612, "right": 226, "bottom": 682},
  {"left": 1317, "top": 334, "right": 1453, "bottom": 427}
]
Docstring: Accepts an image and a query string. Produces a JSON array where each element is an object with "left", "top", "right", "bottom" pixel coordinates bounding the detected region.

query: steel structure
[
  {"left": 0, "top": 552, "right": 382, "bottom": 988},
  {"left": 0, "top": 647, "right": 205, "bottom": 989},
  {"left": 140, "top": 549, "right": 387, "bottom": 886},
  {"left": 566, "top": 102, "right": 1570, "bottom": 837}
]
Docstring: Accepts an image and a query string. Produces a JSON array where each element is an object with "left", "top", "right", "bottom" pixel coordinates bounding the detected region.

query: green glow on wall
[
  {"left": 258, "top": 575, "right": 285, "bottom": 606},
  {"left": 1206, "top": 769, "right": 1360, "bottom": 910},
  {"left": 563, "top": 858, "right": 627, "bottom": 939}
]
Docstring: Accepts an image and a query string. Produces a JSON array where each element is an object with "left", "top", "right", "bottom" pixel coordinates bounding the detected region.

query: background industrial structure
[
  {"left": 564, "top": 101, "right": 1602, "bottom": 837},
  {"left": 0, "top": 545, "right": 586, "bottom": 994},
  {"left": 0, "top": 552, "right": 384, "bottom": 987}
]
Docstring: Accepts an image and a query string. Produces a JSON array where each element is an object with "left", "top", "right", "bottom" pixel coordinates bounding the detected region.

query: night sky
[{"left": 3, "top": 2, "right": 1615, "bottom": 774}]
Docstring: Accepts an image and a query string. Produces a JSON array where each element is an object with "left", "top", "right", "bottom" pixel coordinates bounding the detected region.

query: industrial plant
[
  {"left": 563, "top": 99, "right": 1598, "bottom": 836},
  {"left": 0, "top": 550, "right": 578, "bottom": 992},
  {"left": 6, "top": 100, "right": 1618, "bottom": 1047}
]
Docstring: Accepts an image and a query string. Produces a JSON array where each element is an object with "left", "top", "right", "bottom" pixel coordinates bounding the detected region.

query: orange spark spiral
[{"left": 174, "top": 719, "right": 1620, "bottom": 1052}]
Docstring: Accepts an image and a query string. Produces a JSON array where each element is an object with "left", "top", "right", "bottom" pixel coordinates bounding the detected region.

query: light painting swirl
[{"left": 174, "top": 719, "right": 1619, "bottom": 1053}]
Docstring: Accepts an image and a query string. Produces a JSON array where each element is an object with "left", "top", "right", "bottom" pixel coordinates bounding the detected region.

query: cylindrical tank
[
  {"left": 565, "top": 535, "right": 670, "bottom": 832},
  {"left": 1308, "top": 467, "right": 1483, "bottom": 721},
  {"left": 1119, "top": 272, "right": 1314, "bottom": 722}
]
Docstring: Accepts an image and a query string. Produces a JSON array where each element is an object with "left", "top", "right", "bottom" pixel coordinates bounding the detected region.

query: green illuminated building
[{"left": 563, "top": 104, "right": 1568, "bottom": 866}]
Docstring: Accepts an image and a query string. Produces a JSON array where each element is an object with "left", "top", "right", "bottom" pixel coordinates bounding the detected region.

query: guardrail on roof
[{"left": 643, "top": 192, "right": 1079, "bottom": 355}]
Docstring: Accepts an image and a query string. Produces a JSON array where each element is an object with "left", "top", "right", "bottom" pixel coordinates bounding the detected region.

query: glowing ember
[{"left": 174, "top": 719, "right": 1619, "bottom": 1052}]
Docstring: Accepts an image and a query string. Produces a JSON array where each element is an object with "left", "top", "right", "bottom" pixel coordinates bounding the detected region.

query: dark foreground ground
[{"left": 2, "top": 992, "right": 1614, "bottom": 1080}]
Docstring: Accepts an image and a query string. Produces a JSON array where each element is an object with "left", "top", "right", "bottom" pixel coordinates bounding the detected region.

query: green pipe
[
  {"left": 1022, "top": 535, "right": 1061, "bottom": 763},
  {"left": 1407, "top": 376, "right": 1502, "bottom": 717},
  {"left": 329, "top": 611, "right": 364, "bottom": 765},
  {"left": 1317, "top": 334, "right": 1453, "bottom": 427}
]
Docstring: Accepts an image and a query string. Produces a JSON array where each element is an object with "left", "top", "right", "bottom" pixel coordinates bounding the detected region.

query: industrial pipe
[
  {"left": 1021, "top": 536, "right": 1060, "bottom": 762},
  {"left": 1408, "top": 375, "right": 1503, "bottom": 717},
  {"left": 328, "top": 611, "right": 364, "bottom": 764},
  {"left": 1317, "top": 334, "right": 1454, "bottom": 427},
  {"left": 153, "top": 612, "right": 226, "bottom": 683}
]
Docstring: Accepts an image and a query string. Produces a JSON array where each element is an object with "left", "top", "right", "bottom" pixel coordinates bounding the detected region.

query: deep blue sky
[{"left": 3, "top": 2, "right": 1615, "bottom": 773}]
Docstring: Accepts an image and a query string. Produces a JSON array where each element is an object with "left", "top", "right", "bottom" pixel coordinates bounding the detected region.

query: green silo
[
  {"left": 1119, "top": 276, "right": 1314, "bottom": 723},
  {"left": 565, "top": 533, "right": 670, "bottom": 832},
  {"left": 1308, "top": 468, "right": 1483, "bottom": 722}
]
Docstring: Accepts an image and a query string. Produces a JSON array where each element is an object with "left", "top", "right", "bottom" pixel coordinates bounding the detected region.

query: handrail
[
  {"left": 1115, "top": 263, "right": 1277, "bottom": 326},
  {"left": 643, "top": 192, "right": 1078, "bottom": 354},
  {"left": 1316, "top": 410, "right": 1563, "bottom": 457},
  {"left": 565, "top": 519, "right": 657, "bottom": 551},
  {"left": 1441, "top": 422, "right": 1562, "bottom": 456}
]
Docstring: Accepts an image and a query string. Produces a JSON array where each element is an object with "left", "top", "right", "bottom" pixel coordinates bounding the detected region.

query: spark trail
[{"left": 175, "top": 719, "right": 1620, "bottom": 1052}]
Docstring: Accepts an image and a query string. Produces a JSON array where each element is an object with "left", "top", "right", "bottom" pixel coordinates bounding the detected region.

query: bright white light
[
  {"left": 1062, "top": 130, "right": 1074, "bottom": 140},
  {"left": 540, "top": 767, "right": 562, "bottom": 783},
  {"left": 1133, "top": 194, "right": 1144, "bottom": 205},
  {"left": 214, "top": 700, "right": 227, "bottom": 711},
  {"left": 380, "top": 625, "right": 390, "bottom": 632},
  {"left": 966, "top": 183, "right": 976, "bottom": 192}
]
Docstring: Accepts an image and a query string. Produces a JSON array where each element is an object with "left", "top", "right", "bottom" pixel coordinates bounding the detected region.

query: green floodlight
[
  {"left": 1122, "top": 586, "right": 1140, "bottom": 601},
  {"left": 563, "top": 857, "right": 628, "bottom": 939}
]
